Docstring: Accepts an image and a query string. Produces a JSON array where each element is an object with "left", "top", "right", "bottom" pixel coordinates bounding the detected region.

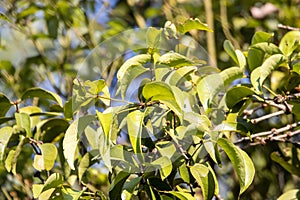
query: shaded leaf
[
  {"left": 109, "top": 171, "right": 130, "bottom": 200},
  {"left": 21, "top": 88, "right": 63, "bottom": 107},
  {"left": 271, "top": 152, "right": 300, "bottom": 176},
  {"left": 225, "top": 86, "right": 255, "bottom": 109},
  {"left": 36, "top": 118, "right": 69, "bottom": 142},
  {"left": 149, "top": 156, "right": 172, "bottom": 180},
  {"left": 0, "top": 93, "right": 12, "bottom": 117},
  {"left": 42, "top": 173, "right": 63, "bottom": 192},
  {"left": 220, "top": 67, "right": 243, "bottom": 86}
]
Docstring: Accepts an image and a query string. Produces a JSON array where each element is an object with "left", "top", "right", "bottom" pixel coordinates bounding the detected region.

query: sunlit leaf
[
  {"left": 190, "top": 163, "right": 215, "bottom": 200},
  {"left": 220, "top": 67, "right": 243, "bottom": 86},
  {"left": 178, "top": 18, "right": 213, "bottom": 34},
  {"left": 158, "top": 52, "right": 199, "bottom": 68},
  {"left": 251, "top": 42, "right": 281, "bottom": 55},
  {"left": 149, "top": 156, "right": 172, "bottom": 180},
  {"left": 224, "top": 40, "right": 238, "bottom": 64},
  {"left": 235, "top": 49, "right": 246, "bottom": 70},
  {"left": 197, "top": 74, "right": 224, "bottom": 111},
  {"left": 42, "top": 173, "right": 63, "bottom": 192},
  {"left": 217, "top": 138, "right": 255, "bottom": 195},
  {"left": 279, "top": 31, "right": 300, "bottom": 57},
  {"left": 251, "top": 31, "right": 273, "bottom": 45},
  {"left": 63, "top": 115, "right": 95, "bottom": 170},
  {"left": 142, "top": 81, "right": 182, "bottom": 117},
  {"left": 15, "top": 112, "right": 31, "bottom": 137},
  {"left": 164, "top": 191, "right": 195, "bottom": 199},
  {"left": 0, "top": 127, "right": 13, "bottom": 160},
  {"left": 146, "top": 27, "right": 162, "bottom": 48},
  {"left": 248, "top": 48, "right": 264, "bottom": 71},
  {"left": 277, "top": 189, "right": 300, "bottom": 200},
  {"left": 33, "top": 143, "right": 58, "bottom": 171}
]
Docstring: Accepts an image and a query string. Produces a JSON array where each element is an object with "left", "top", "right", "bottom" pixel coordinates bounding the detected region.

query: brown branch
[{"left": 250, "top": 110, "right": 285, "bottom": 124}]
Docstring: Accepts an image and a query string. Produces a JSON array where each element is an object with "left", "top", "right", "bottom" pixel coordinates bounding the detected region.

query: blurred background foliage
[{"left": 1, "top": 0, "right": 300, "bottom": 199}]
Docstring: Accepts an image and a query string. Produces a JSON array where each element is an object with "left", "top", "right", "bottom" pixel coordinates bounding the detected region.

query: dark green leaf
[
  {"left": 271, "top": 152, "right": 300, "bottom": 176},
  {"left": 251, "top": 31, "right": 273, "bottom": 45},
  {"left": 225, "top": 86, "right": 255, "bottom": 109},
  {"left": 21, "top": 88, "right": 63, "bottom": 107},
  {"left": 109, "top": 171, "right": 130, "bottom": 200},
  {"left": 0, "top": 93, "right": 12, "bottom": 117}
]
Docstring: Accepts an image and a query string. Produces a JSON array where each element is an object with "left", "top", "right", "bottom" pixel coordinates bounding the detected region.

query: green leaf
[
  {"left": 179, "top": 162, "right": 190, "bottom": 183},
  {"left": 251, "top": 42, "right": 281, "bottom": 55},
  {"left": 123, "top": 176, "right": 142, "bottom": 193},
  {"left": 217, "top": 138, "right": 255, "bottom": 195},
  {"left": 190, "top": 163, "right": 215, "bottom": 200},
  {"left": 36, "top": 118, "right": 69, "bottom": 142},
  {"left": 32, "top": 184, "right": 44, "bottom": 199},
  {"left": 271, "top": 152, "right": 300, "bottom": 176},
  {"left": 251, "top": 31, "right": 273, "bottom": 45},
  {"left": 178, "top": 18, "right": 213, "bottom": 34},
  {"left": 167, "top": 66, "right": 197, "bottom": 86},
  {"left": 142, "top": 81, "right": 182, "bottom": 117},
  {"left": 146, "top": 27, "right": 162, "bottom": 48},
  {"left": 197, "top": 74, "right": 224, "bottom": 111},
  {"left": 15, "top": 112, "right": 31, "bottom": 137},
  {"left": 19, "top": 106, "right": 42, "bottom": 128},
  {"left": 279, "top": 31, "right": 300, "bottom": 57},
  {"left": 96, "top": 110, "right": 113, "bottom": 138},
  {"left": 149, "top": 156, "right": 172, "bottom": 180},
  {"left": 21, "top": 88, "right": 63, "bottom": 107},
  {"left": 127, "top": 110, "right": 144, "bottom": 161},
  {"left": 0, "top": 127, "right": 13, "bottom": 160},
  {"left": 248, "top": 48, "right": 264, "bottom": 71},
  {"left": 225, "top": 86, "right": 255, "bottom": 109},
  {"left": 33, "top": 143, "right": 58, "bottom": 171},
  {"left": 85, "top": 79, "right": 110, "bottom": 105},
  {"left": 235, "top": 49, "right": 246, "bottom": 70},
  {"left": 278, "top": 189, "right": 300, "bottom": 200},
  {"left": 42, "top": 173, "right": 63, "bottom": 192},
  {"left": 61, "top": 187, "right": 84, "bottom": 200},
  {"left": 5, "top": 150, "right": 15, "bottom": 173},
  {"left": 0, "top": 93, "right": 12, "bottom": 117},
  {"left": 158, "top": 52, "right": 198, "bottom": 68},
  {"left": 109, "top": 171, "right": 130, "bottom": 200},
  {"left": 224, "top": 40, "right": 238, "bottom": 64},
  {"left": 164, "top": 191, "right": 195, "bottom": 199},
  {"left": 220, "top": 67, "right": 243, "bottom": 86},
  {"left": 63, "top": 115, "right": 95, "bottom": 170}
]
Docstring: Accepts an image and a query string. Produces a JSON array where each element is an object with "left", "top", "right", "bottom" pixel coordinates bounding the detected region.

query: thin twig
[{"left": 251, "top": 110, "right": 285, "bottom": 124}]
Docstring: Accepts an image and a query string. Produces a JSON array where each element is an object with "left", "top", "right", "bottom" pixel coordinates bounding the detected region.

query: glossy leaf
[
  {"left": 197, "top": 74, "right": 224, "bottom": 111},
  {"left": 21, "top": 88, "right": 63, "bottom": 107},
  {"left": 248, "top": 48, "right": 264, "bottom": 71},
  {"left": 109, "top": 171, "right": 130, "bottom": 200},
  {"left": 63, "top": 115, "right": 95, "bottom": 170},
  {"left": 33, "top": 143, "right": 58, "bottom": 171},
  {"left": 225, "top": 86, "right": 255, "bottom": 109},
  {"left": 177, "top": 18, "right": 213, "bottom": 34},
  {"left": 235, "top": 49, "right": 246, "bottom": 70},
  {"left": 158, "top": 52, "right": 198, "bottom": 68},
  {"left": 164, "top": 191, "right": 195, "bottom": 199},
  {"left": 142, "top": 81, "right": 182, "bottom": 117},
  {"left": 127, "top": 110, "right": 144, "bottom": 161},
  {"left": 251, "top": 42, "right": 281, "bottom": 55},
  {"left": 0, "top": 93, "right": 12, "bottom": 117},
  {"left": 36, "top": 118, "right": 69, "bottom": 142},
  {"left": 251, "top": 31, "right": 273, "bottom": 45},
  {"left": 277, "top": 189, "right": 300, "bottom": 200},
  {"left": 220, "top": 67, "right": 243, "bottom": 86},
  {"left": 150, "top": 156, "right": 172, "bottom": 180},
  {"left": 279, "top": 31, "right": 300, "bottom": 57},
  {"left": 217, "top": 138, "right": 255, "bottom": 195},
  {"left": 0, "top": 126, "right": 13, "bottom": 160},
  {"left": 224, "top": 40, "right": 238, "bottom": 64},
  {"left": 190, "top": 163, "right": 215, "bottom": 200}
]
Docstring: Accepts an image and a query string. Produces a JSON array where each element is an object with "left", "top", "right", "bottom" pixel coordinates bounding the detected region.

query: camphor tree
[{"left": 1, "top": 1, "right": 300, "bottom": 200}]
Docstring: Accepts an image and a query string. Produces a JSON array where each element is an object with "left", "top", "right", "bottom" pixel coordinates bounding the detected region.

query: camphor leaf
[
  {"left": 0, "top": 93, "right": 12, "bottom": 117},
  {"left": 190, "top": 163, "right": 215, "bottom": 200},
  {"left": 197, "top": 74, "right": 224, "bottom": 111},
  {"left": 220, "top": 67, "right": 243, "bottom": 86},
  {"left": 127, "top": 110, "right": 145, "bottom": 162},
  {"left": 250, "top": 54, "right": 285, "bottom": 91},
  {"left": 33, "top": 143, "right": 58, "bottom": 171},
  {"left": 177, "top": 18, "right": 213, "bottom": 34},
  {"left": 279, "top": 31, "right": 300, "bottom": 57},
  {"left": 117, "top": 54, "right": 151, "bottom": 98},
  {"left": 251, "top": 31, "right": 273, "bottom": 45},
  {"left": 277, "top": 189, "right": 300, "bottom": 200},
  {"left": 158, "top": 52, "right": 198, "bottom": 68},
  {"left": 217, "top": 138, "right": 255, "bottom": 195},
  {"left": 0, "top": 126, "right": 13, "bottom": 160},
  {"left": 142, "top": 81, "right": 182, "bottom": 117},
  {"left": 224, "top": 40, "right": 238, "bottom": 64},
  {"left": 63, "top": 115, "right": 95, "bottom": 170},
  {"left": 21, "top": 88, "right": 63, "bottom": 107},
  {"left": 148, "top": 156, "right": 172, "bottom": 180},
  {"left": 225, "top": 86, "right": 255, "bottom": 109},
  {"left": 15, "top": 112, "right": 31, "bottom": 137},
  {"left": 235, "top": 49, "right": 246, "bottom": 70}
]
